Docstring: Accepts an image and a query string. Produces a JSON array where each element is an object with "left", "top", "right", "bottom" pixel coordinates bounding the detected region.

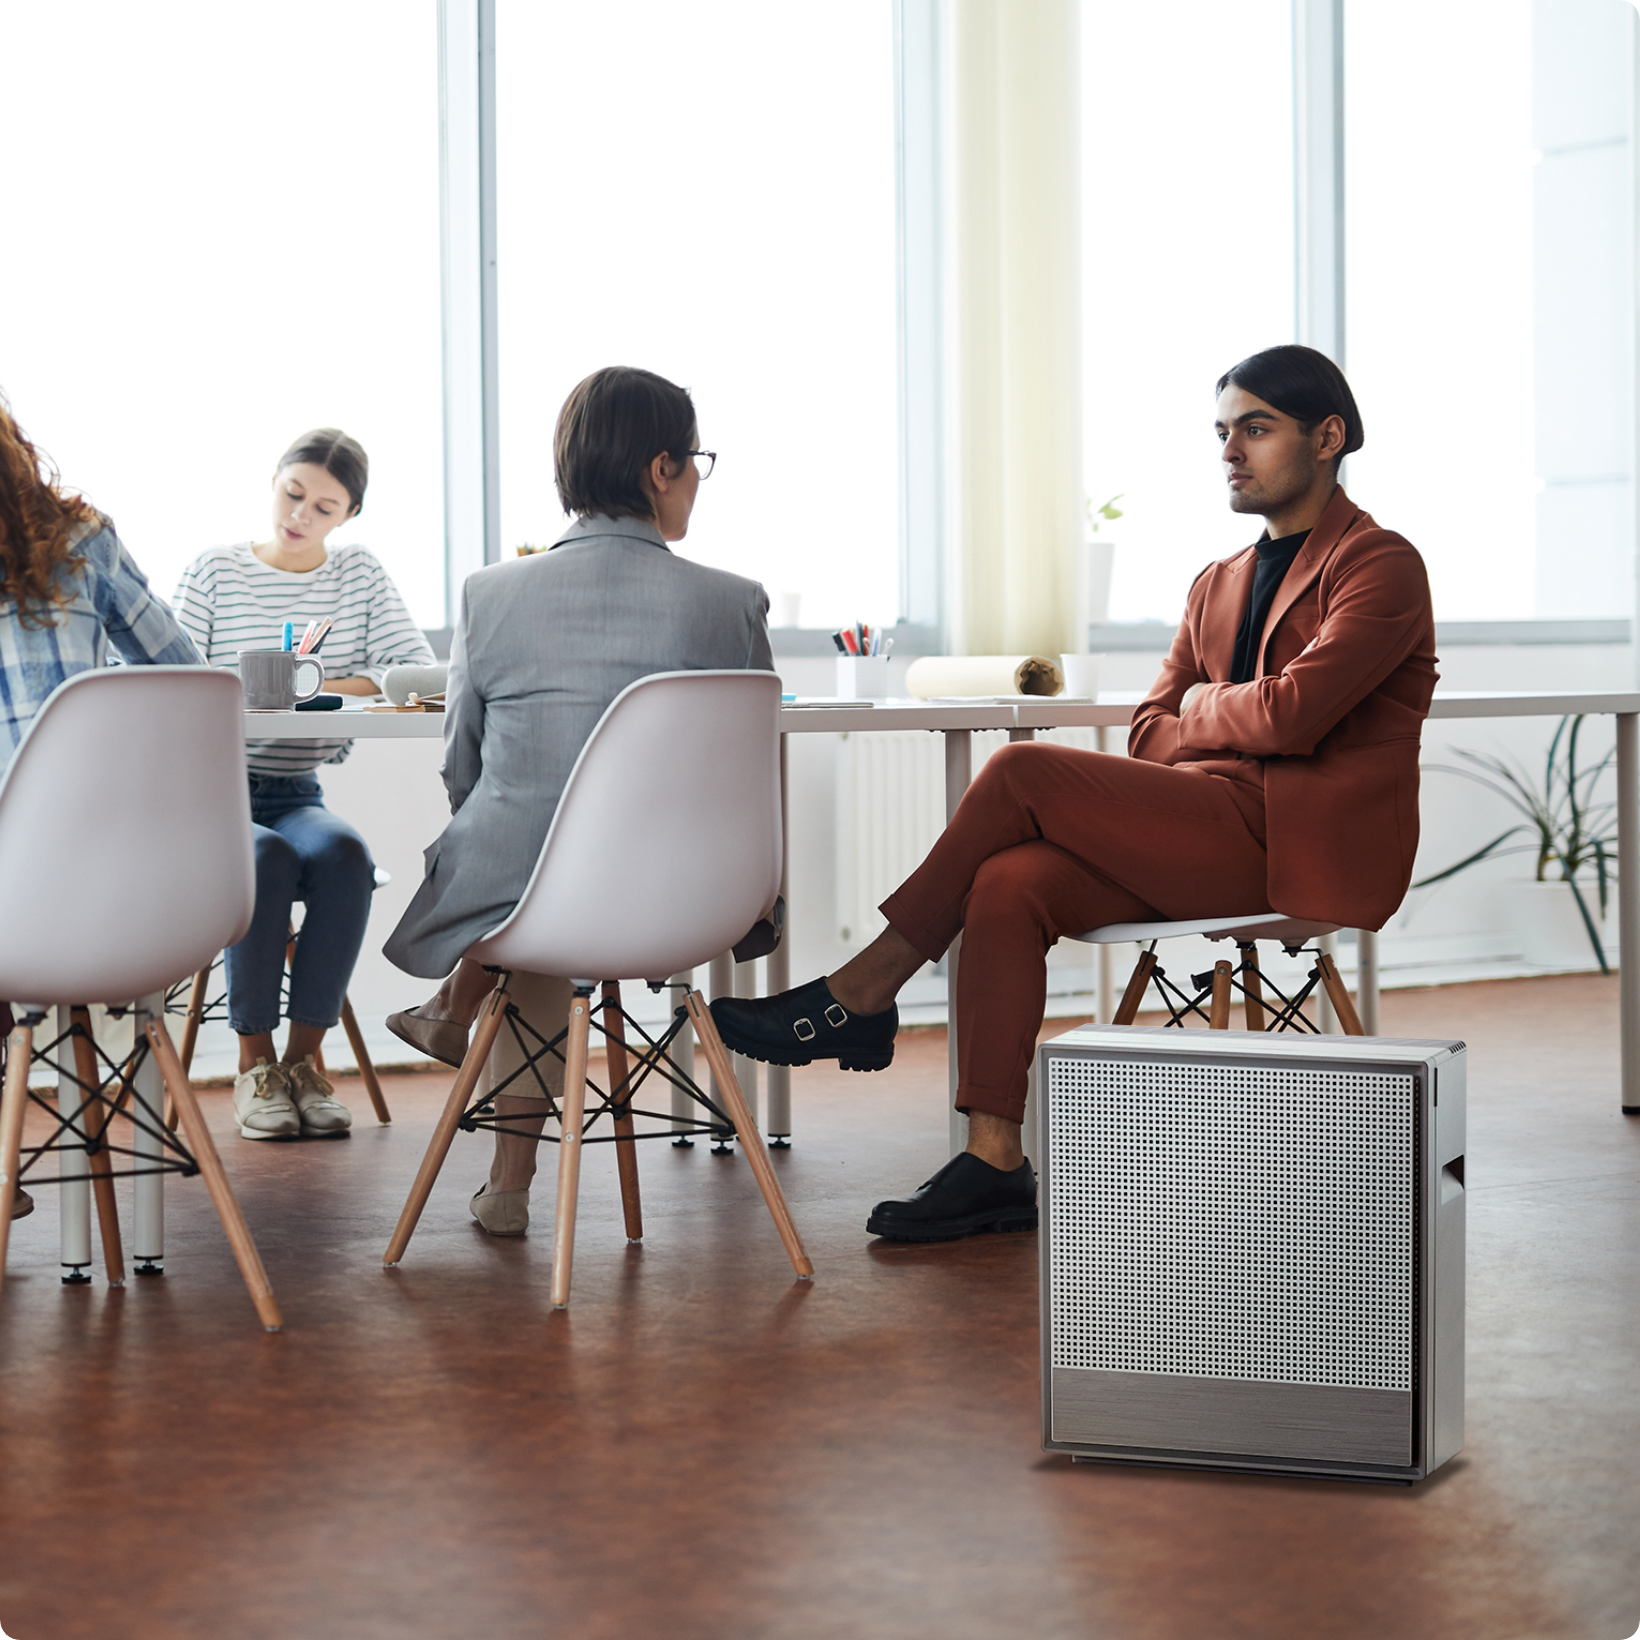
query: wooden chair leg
[
  {"left": 382, "top": 978, "right": 510, "bottom": 1266},
  {"left": 179, "top": 966, "right": 211, "bottom": 1077},
  {"left": 145, "top": 1020, "right": 283, "bottom": 1331},
  {"left": 1241, "top": 942, "right": 1264, "bottom": 1032},
  {"left": 687, "top": 992, "right": 814, "bottom": 1281},
  {"left": 1317, "top": 952, "right": 1366, "bottom": 1036},
  {"left": 0, "top": 1024, "right": 35, "bottom": 1314},
  {"left": 601, "top": 981, "right": 643, "bottom": 1244},
  {"left": 1208, "top": 960, "right": 1233, "bottom": 1029},
  {"left": 549, "top": 990, "right": 595, "bottom": 1309},
  {"left": 1112, "top": 949, "right": 1157, "bottom": 1026},
  {"left": 339, "top": 995, "right": 391, "bottom": 1124},
  {"left": 70, "top": 1008, "right": 125, "bottom": 1287}
]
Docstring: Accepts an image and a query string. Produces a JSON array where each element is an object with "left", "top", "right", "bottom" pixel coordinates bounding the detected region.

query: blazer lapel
[
  {"left": 1255, "top": 485, "right": 1363, "bottom": 671},
  {"left": 1201, "top": 547, "right": 1256, "bottom": 681}
]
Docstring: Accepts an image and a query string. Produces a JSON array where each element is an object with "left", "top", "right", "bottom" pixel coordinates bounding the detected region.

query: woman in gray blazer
[{"left": 384, "top": 366, "right": 773, "bottom": 1232}]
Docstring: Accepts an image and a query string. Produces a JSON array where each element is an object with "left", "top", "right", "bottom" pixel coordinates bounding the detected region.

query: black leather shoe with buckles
[{"left": 708, "top": 976, "right": 897, "bottom": 1073}]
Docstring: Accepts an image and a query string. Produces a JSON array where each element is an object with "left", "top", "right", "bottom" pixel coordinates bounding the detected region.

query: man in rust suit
[{"left": 714, "top": 344, "right": 1438, "bottom": 1241}]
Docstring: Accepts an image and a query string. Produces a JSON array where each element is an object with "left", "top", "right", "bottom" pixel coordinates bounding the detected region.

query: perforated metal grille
[{"left": 1047, "top": 1052, "right": 1414, "bottom": 1390}]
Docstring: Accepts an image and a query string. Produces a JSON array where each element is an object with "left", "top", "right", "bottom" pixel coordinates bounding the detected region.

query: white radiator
[{"left": 834, "top": 727, "right": 1096, "bottom": 945}]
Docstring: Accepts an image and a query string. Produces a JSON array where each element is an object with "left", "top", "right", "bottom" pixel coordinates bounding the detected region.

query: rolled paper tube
[
  {"left": 903, "top": 655, "right": 1064, "bottom": 699},
  {"left": 382, "top": 663, "right": 450, "bottom": 706}
]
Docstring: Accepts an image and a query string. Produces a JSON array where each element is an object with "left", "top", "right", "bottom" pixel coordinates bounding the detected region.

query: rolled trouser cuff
[
  {"left": 877, "top": 894, "right": 953, "bottom": 966},
  {"left": 956, "top": 1083, "right": 1026, "bottom": 1126}
]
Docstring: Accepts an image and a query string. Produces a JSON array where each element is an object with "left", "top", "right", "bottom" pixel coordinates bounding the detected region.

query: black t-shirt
[{"left": 1229, "top": 530, "right": 1309, "bottom": 684}]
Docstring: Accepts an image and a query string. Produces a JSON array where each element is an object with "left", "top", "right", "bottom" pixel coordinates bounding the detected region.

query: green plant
[
  {"left": 1413, "top": 714, "right": 1617, "bottom": 973},
  {"left": 1087, "top": 494, "right": 1123, "bottom": 534}
]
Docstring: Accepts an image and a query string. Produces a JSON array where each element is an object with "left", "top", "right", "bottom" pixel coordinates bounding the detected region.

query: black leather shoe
[
  {"left": 709, "top": 976, "right": 897, "bottom": 1072},
  {"left": 866, "top": 1153, "right": 1038, "bottom": 1242}
]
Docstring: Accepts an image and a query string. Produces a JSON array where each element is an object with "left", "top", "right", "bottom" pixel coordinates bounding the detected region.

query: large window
[
  {"left": 1345, "top": 0, "right": 1538, "bottom": 619},
  {"left": 494, "top": 0, "right": 900, "bottom": 631},
  {"left": 1081, "top": 0, "right": 1294, "bottom": 624},
  {"left": 0, "top": 3, "right": 446, "bottom": 625}
]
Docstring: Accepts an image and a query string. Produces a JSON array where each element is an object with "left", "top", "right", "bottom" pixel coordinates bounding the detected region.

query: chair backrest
[
  {"left": 0, "top": 667, "right": 255, "bottom": 1004},
  {"left": 472, "top": 670, "right": 782, "bottom": 982}
]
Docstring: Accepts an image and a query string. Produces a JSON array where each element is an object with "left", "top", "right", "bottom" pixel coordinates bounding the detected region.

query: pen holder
[{"left": 836, "top": 655, "right": 890, "bottom": 700}]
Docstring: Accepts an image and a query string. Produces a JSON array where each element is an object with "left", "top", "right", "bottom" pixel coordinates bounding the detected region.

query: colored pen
[
  {"left": 282, "top": 621, "right": 293, "bottom": 652},
  {"left": 831, "top": 631, "right": 848, "bottom": 654}
]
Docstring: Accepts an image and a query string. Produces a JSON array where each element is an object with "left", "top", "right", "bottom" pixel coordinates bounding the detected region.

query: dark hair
[
  {"left": 276, "top": 427, "right": 369, "bottom": 516},
  {"left": 0, "top": 391, "right": 101, "bottom": 626},
  {"left": 1216, "top": 345, "right": 1363, "bottom": 463},
  {"left": 554, "top": 366, "right": 696, "bottom": 520}
]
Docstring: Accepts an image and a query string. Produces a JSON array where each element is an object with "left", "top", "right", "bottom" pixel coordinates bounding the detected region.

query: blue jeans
[{"left": 224, "top": 775, "right": 375, "bottom": 1036}]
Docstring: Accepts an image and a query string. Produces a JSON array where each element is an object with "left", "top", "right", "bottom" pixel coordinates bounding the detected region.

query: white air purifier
[{"left": 1038, "top": 1025, "right": 1465, "bottom": 1482}]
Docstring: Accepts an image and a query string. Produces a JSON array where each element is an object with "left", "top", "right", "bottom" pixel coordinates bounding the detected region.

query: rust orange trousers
[{"left": 879, "top": 743, "right": 1271, "bottom": 1125}]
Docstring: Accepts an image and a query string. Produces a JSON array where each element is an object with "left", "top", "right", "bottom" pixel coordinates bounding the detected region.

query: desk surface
[{"left": 242, "top": 688, "right": 1640, "bottom": 741}]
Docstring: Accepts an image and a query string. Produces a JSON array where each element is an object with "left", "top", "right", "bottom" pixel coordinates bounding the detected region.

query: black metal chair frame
[
  {"left": 461, "top": 981, "right": 739, "bottom": 1153},
  {"left": 11, "top": 1007, "right": 203, "bottom": 1281},
  {"left": 1124, "top": 937, "right": 1358, "bottom": 1034}
]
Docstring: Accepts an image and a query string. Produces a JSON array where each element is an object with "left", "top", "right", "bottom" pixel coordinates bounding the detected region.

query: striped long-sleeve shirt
[
  {"left": 0, "top": 519, "right": 202, "bottom": 763},
  {"left": 173, "top": 542, "right": 435, "bottom": 777}
]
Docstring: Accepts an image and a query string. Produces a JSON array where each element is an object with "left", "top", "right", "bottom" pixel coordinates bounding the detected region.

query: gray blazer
[{"left": 384, "top": 514, "right": 774, "bottom": 979}]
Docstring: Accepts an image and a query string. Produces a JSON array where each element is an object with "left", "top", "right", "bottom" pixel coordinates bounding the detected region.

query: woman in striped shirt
[{"left": 174, "top": 428, "right": 433, "bottom": 1142}]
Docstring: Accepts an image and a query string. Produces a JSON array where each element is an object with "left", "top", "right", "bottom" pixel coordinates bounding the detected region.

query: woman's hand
[{"left": 324, "top": 676, "right": 381, "bottom": 697}]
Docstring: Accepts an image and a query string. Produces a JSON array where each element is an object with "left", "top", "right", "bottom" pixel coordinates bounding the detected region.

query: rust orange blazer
[{"left": 1129, "top": 485, "right": 1438, "bottom": 931}]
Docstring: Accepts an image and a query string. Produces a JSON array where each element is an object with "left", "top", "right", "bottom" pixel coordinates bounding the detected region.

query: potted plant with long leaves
[{"left": 1413, "top": 714, "right": 1617, "bottom": 974}]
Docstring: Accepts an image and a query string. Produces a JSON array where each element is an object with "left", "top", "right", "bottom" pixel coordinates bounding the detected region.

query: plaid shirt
[{"left": 0, "top": 520, "right": 201, "bottom": 760}]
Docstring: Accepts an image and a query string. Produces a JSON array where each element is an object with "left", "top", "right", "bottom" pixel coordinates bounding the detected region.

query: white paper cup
[{"left": 1058, "top": 653, "right": 1103, "bottom": 700}]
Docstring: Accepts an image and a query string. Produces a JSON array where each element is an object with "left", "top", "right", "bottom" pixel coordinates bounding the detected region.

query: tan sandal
[
  {"left": 470, "top": 1183, "right": 529, "bottom": 1236},
  {"left": 386, "top": 1006, "right": 470, "bottom": 1069}
]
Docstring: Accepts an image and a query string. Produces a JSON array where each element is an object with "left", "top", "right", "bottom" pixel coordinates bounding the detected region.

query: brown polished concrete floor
[{"left": 0, "top": 975, "right": 1636, "bottom": 1640}]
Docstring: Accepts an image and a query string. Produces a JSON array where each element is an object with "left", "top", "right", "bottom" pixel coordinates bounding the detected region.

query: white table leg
[
  {"left": 1316, "top": 931, "right": 1340, "bottom": 1034},
  {"left": 707, "top": 952, "right": 736, "bottom": 1149},
  {"left": 132, "top": 992, "right": 166, "bottom": 1271},
  {"left": 944, "top": 729, "right": 973, "bottom": 1156},
  {"left": 1617, "top": 714, "right": 1639, "bottom": 1114},
  {"left": 765, "top": 736, "right": 792, "bottom": 1143},
  {"left": 1006, "top": 726, "right": 1036, "bottom": 1149},
  {"left": 1356, "top": 929, "right": 1380, "bottom": 1034},
  {"left": 55, "top": 1004, "right": 91, "bottom": 1283},
  {"left": 732, "top": 958, "right": 762, "bottom": 1134}
]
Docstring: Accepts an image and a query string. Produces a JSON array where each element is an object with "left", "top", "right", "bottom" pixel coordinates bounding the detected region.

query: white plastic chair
[
  {"left": 0, "top": 667, "right": 282, "bottom": 1329},
  {"left": 383, "top": 669, "right": 812, "bottom": 1306},
  {"left": 1071, "top": 912, "right": 1363, "bottom": 1033}
]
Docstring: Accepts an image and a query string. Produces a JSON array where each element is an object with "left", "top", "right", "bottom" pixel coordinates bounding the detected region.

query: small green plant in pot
[{"left": 1414, "top": 714, "right": 1616, "bottom": 974}]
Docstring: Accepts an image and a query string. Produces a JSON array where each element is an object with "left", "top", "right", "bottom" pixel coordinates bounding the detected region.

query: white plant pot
[{"left": 1506, "top": 879, "right": 1613, "bottom": 972}]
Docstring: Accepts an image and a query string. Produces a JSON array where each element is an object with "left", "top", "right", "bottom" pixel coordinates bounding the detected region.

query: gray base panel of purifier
[{"left": 1038, "top": 1026, "right": 1466, "bottom": 1484}]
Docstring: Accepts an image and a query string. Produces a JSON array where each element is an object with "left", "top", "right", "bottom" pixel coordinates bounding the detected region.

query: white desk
[{"left": 241, "top": 691, "right": 1640, "bottom": 1122}]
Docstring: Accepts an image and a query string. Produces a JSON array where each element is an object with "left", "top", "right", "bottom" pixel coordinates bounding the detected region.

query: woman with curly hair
[{"left": 0, "top": 391, "right": 202, "bottom": 1221}]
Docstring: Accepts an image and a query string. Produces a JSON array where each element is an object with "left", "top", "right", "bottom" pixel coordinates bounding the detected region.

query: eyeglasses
[{"left": 685, "top": 449, "right": 717, "bottom": 480}]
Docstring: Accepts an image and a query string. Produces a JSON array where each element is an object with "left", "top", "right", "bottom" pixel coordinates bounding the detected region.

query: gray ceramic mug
[{"left": 239, "top": 649, "right": 326, "bottom": 710}]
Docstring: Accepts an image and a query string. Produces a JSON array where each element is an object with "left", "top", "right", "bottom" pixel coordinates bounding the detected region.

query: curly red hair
[{"left": 0, "top": 394, "right": 101, "bottom": 627}]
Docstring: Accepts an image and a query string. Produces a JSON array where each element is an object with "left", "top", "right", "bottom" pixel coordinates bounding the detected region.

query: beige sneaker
[
  {"left": 233, "top": 1059, "right": 300, "bottom": 1139},
  {"left": 286, "top": 1056, "right": 352, "bottom": 1137}
]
